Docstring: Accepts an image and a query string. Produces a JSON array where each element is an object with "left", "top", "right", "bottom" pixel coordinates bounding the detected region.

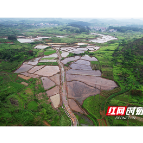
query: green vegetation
[
  {"left": 0, "top": 43, "right": 38, "bottom": 72},
  {"left": 83, "top": 94, "right": 106, "bottom": 119},
  {"left": 90, "top": 61, "right": 100, "bottom": 70},
  {"left": 0, "top": 75, "right": 71, "bottom": 126},
  {"left": 8, "top": 35, "right": 17, "bottom": 41},
  {"left": 36, "top": 49, "right": 44, "bottom": 57},
  {"left": 108, "top": 26, "right": 143, "bottom": 33},
  {"left": 64, "top": 61, "right": 74, "bottom": 67},
  {"left": 44, "top": 49, "right": 56, "bottom": 55},
  {"left": 67, "top": 52, "right": 76, "bottom": 57},
  {"left": 37, "top": 62, "right": 58, "bottom": 66},
  {"left": 74, "top": 112, "right": 93, "bottom": 126}
]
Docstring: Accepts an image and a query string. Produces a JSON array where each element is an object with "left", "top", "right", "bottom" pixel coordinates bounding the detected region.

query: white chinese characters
[{"left": 126, "top": 107, "right": 136, "bottom": 115}]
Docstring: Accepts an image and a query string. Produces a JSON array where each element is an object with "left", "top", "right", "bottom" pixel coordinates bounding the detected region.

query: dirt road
[{"left": 56, "top": 49, "right": 78, "bottom": 126}]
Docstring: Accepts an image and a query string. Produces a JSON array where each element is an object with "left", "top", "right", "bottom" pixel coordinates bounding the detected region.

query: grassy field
[
  {"left": 36, "top": 49, "right": 44, "bottom": 57},
  {"left": 37, "top": 62, "right": 58, "bottom": 66},
  {"left": 83, "top": 94, "right": 106, "bottom": 119},
  {"left": 44, "top": 49, "right": 56, "bottom": 55}
]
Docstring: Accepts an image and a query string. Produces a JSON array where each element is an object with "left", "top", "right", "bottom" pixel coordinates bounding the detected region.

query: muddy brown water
[
  {"left": 66, "top": 74, "right": 118, "bottom": 90},
  {"left": 28, "top": 66, "right": 44, "bottom": 73},
  {"left": 81, "top": 55, "right": 98, "bottom": 61},
  {"left": 46, "top": 86, "right": 59, "bottom": 97},
  {"left": 70, "top": 63, "right": 92, "bottom": 70},
  {"left": 14, "top": 64, "right": 33, "bottom": 73},
  {"left": 68, "top": 99, "right": 85, "bottom": 114},
  {"left": 49, "top": 74, "right": 60, "bottom": 85},
  {"left": 67, "top": 81, "right": 100, "bottom": 105},
  {"left": 74, "top": 60, "right": 90, "bottom": 65},
  {"left": 41, "top": 77, "right": 55, "bottom": 90},
  {"left": 61, "top": 56, "right": 81, "bottom": 64},
  {"left": 71, "top": 51, "right": 85, "bottom": 54},
  {"left": 34, "top": 66, "right": 60, "bottom": 76},
  {"left": 66, "top": 69, "right": 101, "bottom": 76},
  {"left": 20, "top": 72, "right": 39, "bottom": 78}
]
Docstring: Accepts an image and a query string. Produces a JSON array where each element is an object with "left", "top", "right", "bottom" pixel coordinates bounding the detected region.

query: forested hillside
[{"left": 112, "top": 38, "right": 143, "bottom": 90}]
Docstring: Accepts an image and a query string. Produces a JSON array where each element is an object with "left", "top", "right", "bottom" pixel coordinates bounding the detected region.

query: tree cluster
[
  {"left": 131, "top": 89, "right": 143, "bottom": 96},
  {"left": 0, "top": 47, "right": 36, "bottom": 62},
  {"left": 108, "top": 26, "right": 143, "bottom": 33},
  {"left": 8, "top": 35, "right": 17, "bottom": 40},
  {"left": 68, "top": 21, "right": 90, "bottom": 34},
  {"left": 113, "top": 37, "right": 143, "bottom": 84}
]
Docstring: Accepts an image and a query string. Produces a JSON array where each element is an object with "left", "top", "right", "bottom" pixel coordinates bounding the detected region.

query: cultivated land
[{"left": 0, "top": 19, "right": 143, "bottom": 126}]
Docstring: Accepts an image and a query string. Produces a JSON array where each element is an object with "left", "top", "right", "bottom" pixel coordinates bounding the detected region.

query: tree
[
  {"left": 8, "top": 35, "right": 17, "bottom": 40},
  {"left": 28, "top": 50, "right": 33, "bottom": 56}
]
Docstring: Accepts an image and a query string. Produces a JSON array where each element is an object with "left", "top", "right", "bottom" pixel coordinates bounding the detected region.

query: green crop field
[{"left": 37, "top": 62, "right": 58, "bottom": 66}]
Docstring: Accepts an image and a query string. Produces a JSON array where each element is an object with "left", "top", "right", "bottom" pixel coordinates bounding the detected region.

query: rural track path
[{"left": 55, "top": 48, "right": 78, "bottom": 126}]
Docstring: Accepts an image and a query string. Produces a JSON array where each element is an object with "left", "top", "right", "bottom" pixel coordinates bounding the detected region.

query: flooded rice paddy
[
  {"left": 67, "top": 81, "right": 100, "bottom": 105},
  {"left": 17, "top": 37, "right": 50, "bottom": 43},
  {"left": 49, "top": 74, "right": 60, "bottom": 85},
  {"left": 61, "top": 56, "right": 80, "bottom": 64},
  {"left": 14, "top": 64, "right": 33, "bottom": 73},
  {"left": 70, "top": 63, "right": 92, "bottom": 70},
  {"left": 41, "top": 77, "right": 55, "bottom": 90},
  {"left": 17, "top": 38, "right": 35, "bottom": 43},
  {"left": 67, "top": 69, "right": 101, "bottom": 76},
  {"left": 46, "top": 86, "right": 59, "bottom": 97},
  {"left": 28, "top": 66, "right": 44, "bottom": 73},
  {"left": 61, "top": 52, "right": 69, "bottom": 57},
  {"left": 68, "top": 99, "right": 85, "bottom": 114},
  {"left": 81, "top": 55, "right": 98, "bottom": 61},
  {"left": 76, "top": 43, "right": 88, "bottom": 45},
  {"left": 34, "top": 66, "right": 60, "bottom": 76},
  {"left": 56, "top": 35, "right": 66, "bottom": 38},
  {"left": 89, "top": 33, "right": 117, "bottom": 43},
  {"left": 34, "top": 44, "right": 48, "bottom": 49},
  {"left": 66, "top": 74, "right": 118, "bottom": 90}
]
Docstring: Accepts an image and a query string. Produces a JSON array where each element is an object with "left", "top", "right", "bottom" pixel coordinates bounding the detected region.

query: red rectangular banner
[{"left": 106, "top": 106, "right": 127, "bottom": 116}]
